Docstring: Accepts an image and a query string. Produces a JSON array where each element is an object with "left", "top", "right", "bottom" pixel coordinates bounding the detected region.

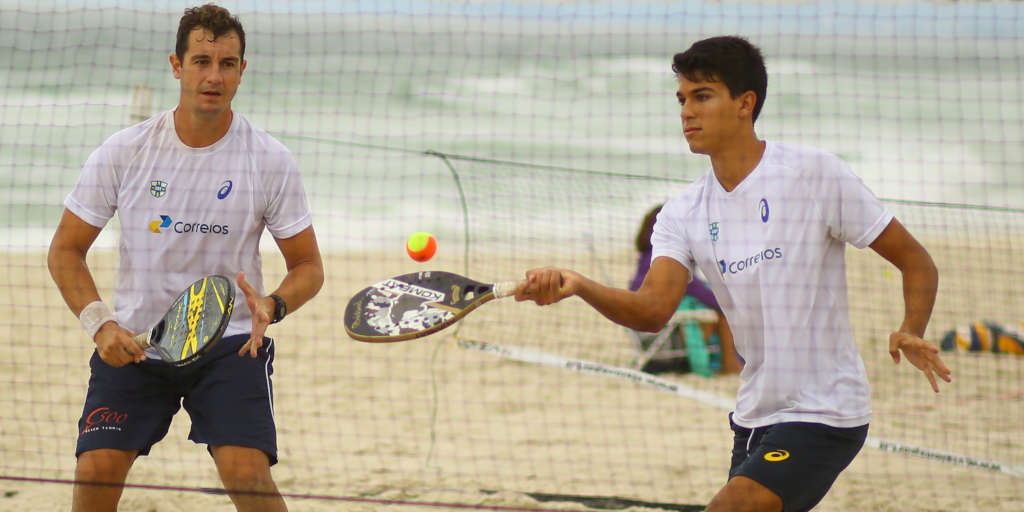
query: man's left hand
[
  {"left": 889, "top": 331, "right": 952, "bottom": 393},
  {"left": 236, "top": 271, "right": 273, "bottom": 358}
]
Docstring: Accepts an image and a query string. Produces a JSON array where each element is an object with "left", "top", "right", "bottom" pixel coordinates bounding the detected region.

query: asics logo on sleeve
[
  {"left": 764, "top": 450, "right": 790, "bottom": 462},
  {"left": 149, "top": 215, "right": 229, "bottom": 235}
]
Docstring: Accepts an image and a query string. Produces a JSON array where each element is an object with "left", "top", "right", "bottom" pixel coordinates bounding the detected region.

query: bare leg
[
  {"left": 72, "top": 449, "right": 137, "bottom": 512},
  {"left": 211, "top": 445, "right": 287, "bottom": 512},
  {"left": 706, "top": 475, "right": 782, "bottom": 512}
]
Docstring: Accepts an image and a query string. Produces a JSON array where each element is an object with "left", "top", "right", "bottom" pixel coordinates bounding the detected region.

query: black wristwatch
[{"left": 269, "top": 294, "right": 287, "bottom": 324}]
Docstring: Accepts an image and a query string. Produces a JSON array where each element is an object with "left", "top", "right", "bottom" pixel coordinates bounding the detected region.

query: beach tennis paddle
[
  {"left": 133, "top": 274, "right": 235, "bottom": 366},
  {"left": 345, "top": 271, "right": 518, "bottom": 342}
]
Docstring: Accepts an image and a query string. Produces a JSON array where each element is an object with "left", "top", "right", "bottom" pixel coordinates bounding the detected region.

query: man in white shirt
[
  {"left": 514, "top": 36, "right": 950, "bottom": 512},
  {"left": 48, "top": 5, "right": 323, "bottom": 511}
]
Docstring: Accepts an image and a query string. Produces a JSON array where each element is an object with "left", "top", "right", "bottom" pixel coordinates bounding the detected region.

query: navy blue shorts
[
  {"left": 76, "top": 334, "right": 278, "bottom": 465},
  {"left": 728, "top": 413, "right": 868, "bottom": 512}
]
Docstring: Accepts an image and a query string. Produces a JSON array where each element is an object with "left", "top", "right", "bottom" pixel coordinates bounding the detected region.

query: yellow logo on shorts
[{"left": 764, "top": 450, "right": 790, "bottom": 462}]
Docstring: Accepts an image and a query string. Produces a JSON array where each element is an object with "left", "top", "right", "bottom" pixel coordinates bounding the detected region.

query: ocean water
[{"left": 1, "top": 0, "right": 1021, "bottom": 252}]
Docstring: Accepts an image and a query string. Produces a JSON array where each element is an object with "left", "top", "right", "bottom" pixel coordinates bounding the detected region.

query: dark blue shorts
[
  {"left": 728, "top": 413, "right": 868, "bottom": 512},
  {"left": 76, "top": 334, "right": 278, "bottom": 465}
]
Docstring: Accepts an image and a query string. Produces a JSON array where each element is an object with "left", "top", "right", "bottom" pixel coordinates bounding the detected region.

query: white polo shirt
[
  {"left": 652, "top": 141, "right": 892, "bottom": 428},
  {"left": 65, "top": 109, "right": 312, "bottom": 340}
]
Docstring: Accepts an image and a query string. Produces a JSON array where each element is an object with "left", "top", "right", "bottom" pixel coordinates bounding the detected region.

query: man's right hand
[
  {"left": 514, "top": 267, "right": 582, "bottom": 306},
  {"left": 94, "top": 322, "right": 146, "bottom": 367}
]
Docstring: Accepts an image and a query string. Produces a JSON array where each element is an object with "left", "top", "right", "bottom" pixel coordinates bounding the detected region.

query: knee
[
  {"left": 219, "top": 461, "right": 274, "bottom": 491},
  {"left": 75, "top": 450, "right": 135, "bottom": 483},
  {"left": 213, "top": 448, "right": 275, "bottom": 492}
]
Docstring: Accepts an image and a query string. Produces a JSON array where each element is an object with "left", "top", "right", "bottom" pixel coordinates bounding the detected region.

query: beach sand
[{"left": 0, "top": 228, "right": 1021, "bottom": 511}]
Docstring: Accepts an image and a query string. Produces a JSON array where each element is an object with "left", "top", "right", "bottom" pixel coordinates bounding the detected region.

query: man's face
[
  {"left": 171, "top": 28, "right": 245, "bottom": 117},
  {"left": 676, "top": 75, "right": 751, "bottom": 156}
]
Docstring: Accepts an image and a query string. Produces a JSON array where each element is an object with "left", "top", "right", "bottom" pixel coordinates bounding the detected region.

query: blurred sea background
[{"left": 1, "top": 0, "right": 1021, "bottom": 254}]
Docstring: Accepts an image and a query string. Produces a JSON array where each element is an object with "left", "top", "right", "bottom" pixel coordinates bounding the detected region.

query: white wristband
[{"left": 79, "top": 301, "right": 116, "bottom": 339}]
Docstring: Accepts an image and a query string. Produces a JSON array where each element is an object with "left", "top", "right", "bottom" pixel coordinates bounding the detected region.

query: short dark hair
[
  {"left": 635, "top": 204, "right": 663, "bottom": 253},
  {"left": 672, "top": 36, "right": 767, "bottom": 123},
  {"left": 175, "top": 4, "right": 246, "bottom": 62}
]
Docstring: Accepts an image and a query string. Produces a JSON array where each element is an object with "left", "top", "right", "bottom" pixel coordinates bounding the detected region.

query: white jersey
[
  {"left": 65, "top": 109, "right": 312, "bottom": 345},
  {"left": 652, "top": 141, "right": 892, "bottom": 428}
]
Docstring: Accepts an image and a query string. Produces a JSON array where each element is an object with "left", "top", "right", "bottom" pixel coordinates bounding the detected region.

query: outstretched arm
[
  {"left": 514, "top": 256, "right": 691, "bottom": 333},
  {"left": 237, "top": 225, "right": 325, "bottom": 357},
  {"left": 869, "top": 218, "right": 951, "bottom": 392}
]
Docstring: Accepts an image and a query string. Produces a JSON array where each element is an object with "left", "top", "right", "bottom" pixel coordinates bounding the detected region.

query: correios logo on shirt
[
  {"left": 149, "top": 215, "right": 172, "bottom": 233},
  {"left": 718, "top": 247, "right": 783, "bottom": 275},
  {"left": 149, "top": 215, "right": 229, "bottom": 235}
]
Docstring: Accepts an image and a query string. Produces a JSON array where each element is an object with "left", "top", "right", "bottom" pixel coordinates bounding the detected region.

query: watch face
[{"left": 271, "top": 295, "right": 286, "bottom": 323}]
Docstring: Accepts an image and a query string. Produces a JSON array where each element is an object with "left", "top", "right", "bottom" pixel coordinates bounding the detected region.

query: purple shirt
[{"left": 629, "top": 250, "right": 721, "bottom": 313}]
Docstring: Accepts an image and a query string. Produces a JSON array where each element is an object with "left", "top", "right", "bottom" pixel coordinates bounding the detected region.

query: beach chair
[{"left": 629, "top": 295, "right": 721, "bottom": 376}]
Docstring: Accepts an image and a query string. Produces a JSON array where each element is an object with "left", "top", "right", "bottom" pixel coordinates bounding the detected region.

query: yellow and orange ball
[{"left": 406, "top": 232, "right": 437, "bottom": 262}]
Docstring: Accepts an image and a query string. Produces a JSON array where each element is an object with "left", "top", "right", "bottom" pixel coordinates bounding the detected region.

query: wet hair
[
  {"left": 672, "top": 36, "right": 767, "bottom": 123},
  {"left": 175, "top": 4, "right": 246, "bottom": 62},
  {"left": 635, "top": 204, "right": 663, "bottom": 253}
]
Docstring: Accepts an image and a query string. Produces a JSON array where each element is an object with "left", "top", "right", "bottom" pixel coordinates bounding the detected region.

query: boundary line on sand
[{"left": 456, "top": 338, "right": 1024, "bottom": 479}]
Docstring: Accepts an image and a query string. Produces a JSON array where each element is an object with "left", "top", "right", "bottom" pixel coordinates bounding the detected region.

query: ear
[
  {"left": 737, "top": 90, "right": 757, "bottom": 120},
  {"left": 239, "top": 59, "right": 247, "bottom": 78},
  {"left": 170, "top": 54, "right": 182, "bottom": 79}
]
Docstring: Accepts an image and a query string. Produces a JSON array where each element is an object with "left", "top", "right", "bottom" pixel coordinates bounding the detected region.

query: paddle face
[
  {"left": 144, "top": 275, "right": 235, "bottom": 366},
  {"left": 345, "top": 271, "right": 498, "bottom": 342}
]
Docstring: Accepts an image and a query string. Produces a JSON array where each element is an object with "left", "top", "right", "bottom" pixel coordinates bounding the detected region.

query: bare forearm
[
  {"left": 267, "top": 259, "right": 324, "bottom": 316},
  {"left": 898, "top": 253, "right": 938, "bottom": 337},
  {"left": 47, "top": 247, "right": 102, "bottom": 316},
  {"left": 516, "top": 258, "right": 688, "bottom": 332},
  {"left": 575, "top": 277, "right": 675, "bottom": 332}
]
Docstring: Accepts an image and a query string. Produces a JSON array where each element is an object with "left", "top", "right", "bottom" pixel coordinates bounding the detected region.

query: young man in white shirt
[
  {"left": 514, "top": 36, "right": 951, "bottom": 511},
  {"left": 48, "top": 5, "right": 323, "bottom": 511}
]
